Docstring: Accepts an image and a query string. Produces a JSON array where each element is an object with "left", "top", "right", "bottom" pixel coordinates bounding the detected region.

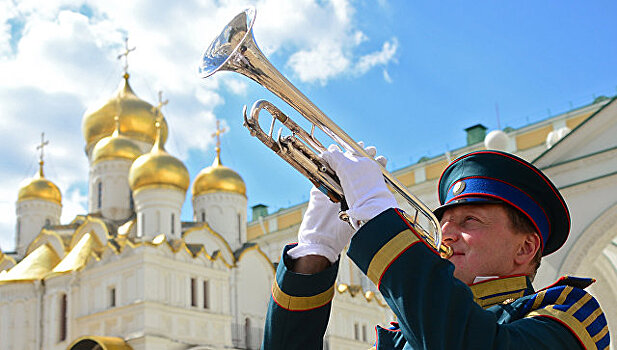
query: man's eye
[{"left": 465, "top": 216, "right": 478, "bottom": 222}]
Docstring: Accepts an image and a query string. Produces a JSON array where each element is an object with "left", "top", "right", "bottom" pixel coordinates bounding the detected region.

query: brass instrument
[{"left": 198, "top": 8, "right": 452, "bottom": 258}]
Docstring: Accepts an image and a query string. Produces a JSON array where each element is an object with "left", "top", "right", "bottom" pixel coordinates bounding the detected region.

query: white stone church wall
[
  {"left": 15, "top": 199, "right": 61, "bottom": 257},
  {"left": 134, "top": 188, "right": 185, "bottom": 240},
  {"left": 89, "top": 159, "right": 134, "bottom": 220},
  {"left": 0, "top": 283, "right": 38, "bottom": 350},
  {"left": 193, "top": 192, "right": 246, "bottom": 251}
]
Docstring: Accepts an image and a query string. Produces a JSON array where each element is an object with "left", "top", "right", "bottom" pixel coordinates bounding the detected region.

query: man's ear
[{"left": 514, "top": 233, "right": 541, "bottom": 266}]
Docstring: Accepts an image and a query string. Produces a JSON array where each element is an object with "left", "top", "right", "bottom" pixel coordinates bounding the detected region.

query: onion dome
[
  {"left": 82, "top": 73, "right": 168, "bottom": 151},
  {"left": 18, "top": 161, "right": 62, "bottom": 205},
  {"left": 128, "top": 120, "right": 189, "bottom": 193},
  {"left": 192, "top": 153, "right": 246, "bottom": 197},
  {"left": 91, "top": 116, "right": 142, "bottom": 164}
]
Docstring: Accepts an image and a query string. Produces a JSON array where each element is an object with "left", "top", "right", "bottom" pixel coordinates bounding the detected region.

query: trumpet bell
[{"left": 199, "top": 7, "right": 257, "bottom": 78}]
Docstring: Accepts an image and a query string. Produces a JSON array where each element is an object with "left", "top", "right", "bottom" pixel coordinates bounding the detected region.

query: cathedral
[
  {"left": 1, "top": 60, "right": 617, "bottom": 348},
  {"left": 0, "top": 63, "right": 390, "bottom": 349}
]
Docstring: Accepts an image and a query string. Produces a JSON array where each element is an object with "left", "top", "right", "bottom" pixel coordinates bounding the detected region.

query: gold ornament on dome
[
  {"left": 128, "top": 94, "right": 190, "bottom": 193},
  {"left": 18, "top": 133, "right": 62, "bottom": 205},
  {"left": 82, "top": 39, "right": 167, "bottom": 150},
  {"left": 192, "top": 120, "right": 246, "bottom": 197},
  {"left": 91, "top": 116, "right": 142, "bottom": 164}
]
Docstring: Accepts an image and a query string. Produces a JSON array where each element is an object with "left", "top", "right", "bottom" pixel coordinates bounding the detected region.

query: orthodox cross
[
  {"left": 152, "top": 90, "right": 169, "bottom": 121},
  {"left": 36, "top": 132, "right": 49, "bottom": 176},
  {"left": 211, "top": 120, "right": 227, "bottom": 157},
  {"left": 36, "top": 132, "right": 49, "bottom": 164},
  {"left": 117, "top": 37, "right": 136, "bottom": 76}
]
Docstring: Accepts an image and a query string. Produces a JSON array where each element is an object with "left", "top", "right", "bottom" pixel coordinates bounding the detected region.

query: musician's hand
[
  {"left": 288, "top": 186, "right": 355, "bottom": 264},
  {"left": 321, "top": 144, "right": 398, "bottom": 229}
]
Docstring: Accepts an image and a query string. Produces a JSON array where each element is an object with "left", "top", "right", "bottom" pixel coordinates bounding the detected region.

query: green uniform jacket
[{"left": 262, "top": 208, "right": 610, "bottom": 349}]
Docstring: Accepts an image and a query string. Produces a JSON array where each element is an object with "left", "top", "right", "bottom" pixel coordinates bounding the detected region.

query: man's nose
[{"left": 441, "top": 220, "right": 460, "bottom": 244}]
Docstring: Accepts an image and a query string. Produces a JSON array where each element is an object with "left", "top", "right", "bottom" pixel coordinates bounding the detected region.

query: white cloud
[
  {"left": 353, "top": 31, "right": 369, "bottom": 46},
  {"left": 0, "top": 188, "right": 17, "bottom": 252},
  {"left": 287, "top": 43, "right": 350, "bottom": 85},
  {"left": 1, "top": 11, "right": 122, "bottom": 102},
  {"left": 383, "top": 68, "right": 393, "bottom": 83},
  {"left": 223, "top": 78, "right": 249, "bottom": 95},
  {"left": 355, "top": 37, "right": 398, "bottom": 76}
]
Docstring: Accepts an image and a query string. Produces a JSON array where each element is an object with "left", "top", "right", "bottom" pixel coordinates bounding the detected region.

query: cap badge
[{"left": 453, "top": 181, "right": 466, "bottom": 196}]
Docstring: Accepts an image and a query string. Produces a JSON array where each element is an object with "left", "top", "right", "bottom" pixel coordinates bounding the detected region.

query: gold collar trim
[{"left": 469, "top": 275, "right": 529, "bottom": 308}]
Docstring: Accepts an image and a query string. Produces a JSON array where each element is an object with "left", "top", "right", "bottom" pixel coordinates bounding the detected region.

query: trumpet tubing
[{"left": 199, "top": 7, "right": 452, "bottom": 259}]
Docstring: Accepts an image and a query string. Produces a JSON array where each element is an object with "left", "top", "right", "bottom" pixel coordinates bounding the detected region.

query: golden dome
[
  {"left": 18, "top": 162, "right": 62, "bottom": 205},
  {"left": 82, "top": 74, "right": 168, "bottom": 150},
  {"left": 128, "top": 121, "right": 189, "bottom": 193},
  {"left": 192, "top": 154, "right": 246, "bottom": 197},
  {"left": 91, "top": 117, "right": 142, "bottom": 164}
]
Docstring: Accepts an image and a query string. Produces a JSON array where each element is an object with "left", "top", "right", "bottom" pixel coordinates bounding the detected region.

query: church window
[
  {"left": 129, "top": 190, "right": 134, "bottom": 210},
  {"left": 190, "top": 278, "right": 197, "bottom": 307},
  {"left": 59, "top": 293, "right": 67, "bottom": 342},
  {"left": 97, "top": 181, "right": 102, "bottom": 209},
  {"left": 203, "top": 280, "right": 209, "bottom": 309},
  {"left": 171, "top": 213, "right": 175, "bottom": 234},
  {"left": 201, "top": 211, "right": 206, "bottom": 222},
  {"left": 362, "top": 324, "right": 367, "bottom": 342},
  {"left": 45, "top": 218, "right": 51, "bottom": 227},
  {"left": 109, "top": 287, "right": 116, "bottom": 308},
  {"left": 354, "top": 323, "right": 359, "bottom": 340},
  {"left": 17, "top": 219, "right": 20, "bottom": 235},
  {"left": 139, "top": 213, "right": 145, "bottom": 237},
  {"left": 245, "top": 317, "right": 252, "bottom": 349},
  {"left": 238, "top": 213, "right": 242, "bottom": 242}
]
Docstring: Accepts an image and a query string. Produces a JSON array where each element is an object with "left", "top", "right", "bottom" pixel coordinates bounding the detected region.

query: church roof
[
  {"left": 50, "top": 232, "right": 100, "bottom": 275},
  {"left": 0, "top": 244, "right": 60, "bottom": 283}
]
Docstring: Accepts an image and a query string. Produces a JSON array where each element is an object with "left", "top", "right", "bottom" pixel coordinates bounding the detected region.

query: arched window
[
  {"left": 59, "top": 293, "right": 67, "bottom": 342},
  {"left": 97, "top": 181, "right": 102, "bottom": 209},
  {"left": 201, "top": 211, "right": 206, "bottom": 222},
  {"left": 129, "top": 190, "right": 134, "bottom": 211},
  {"left": 17, "top": 219, "right": 20, "bottom": 235},
  {"left": 171, "top": 213, "right": 175, "bottom": 234},
  {"left": 45, "top": 218, "right": 51, "bottom": 227}
]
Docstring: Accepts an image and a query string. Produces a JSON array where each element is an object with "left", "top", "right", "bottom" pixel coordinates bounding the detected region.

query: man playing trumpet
[{"left": 262, "top": 147, "right": 610, "bottom": 349}]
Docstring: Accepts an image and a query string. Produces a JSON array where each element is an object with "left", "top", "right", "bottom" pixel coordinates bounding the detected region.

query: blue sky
[{"left": 1, "top": 1, "right": 616, "bottom": 251}]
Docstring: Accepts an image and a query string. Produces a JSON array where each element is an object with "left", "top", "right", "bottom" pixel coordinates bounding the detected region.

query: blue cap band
[{"left": 445, "top": 176, "right": 550, "bottom": 251}]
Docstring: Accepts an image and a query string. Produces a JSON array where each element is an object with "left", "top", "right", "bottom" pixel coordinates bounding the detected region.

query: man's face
[{"left": 440, "top": 204, "right": 525, "bottom": 285}]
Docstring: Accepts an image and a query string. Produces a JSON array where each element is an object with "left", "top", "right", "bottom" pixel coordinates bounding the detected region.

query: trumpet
[{"left": 199, "top": 7, "right": 452, "bottom": 259}]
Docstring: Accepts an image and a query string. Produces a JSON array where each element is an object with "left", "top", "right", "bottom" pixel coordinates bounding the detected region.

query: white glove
[
  {"left": 321, "top": 144, "right": 398, "bottom": 229},
  {"left": 287, "top": 186, "right": 354, "bottom": 263}
]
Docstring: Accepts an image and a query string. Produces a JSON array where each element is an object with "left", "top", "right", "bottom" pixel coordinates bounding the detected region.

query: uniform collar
[{"left": 469, "top": 275, "right": 535, "bottom": 309}]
